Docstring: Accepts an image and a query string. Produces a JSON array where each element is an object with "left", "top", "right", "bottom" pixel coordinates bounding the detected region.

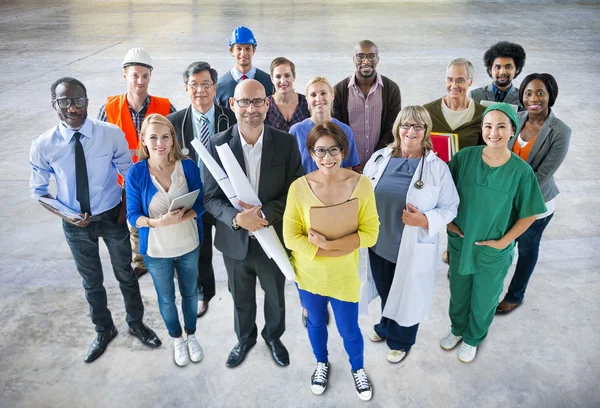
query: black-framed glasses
[
  {"left": 313, "top": 146, "right": 342, "bottom": 158},
  {"left": 188, "top": 82, "right": 214, "bottom": 90},
  {"left": 400, "top": 123, "right": 426, "bottom": 131},
  {"left": 355, "top": 53, "right": 379, "bottom": 62},
  {"left": 54, "top": 97, "right": 88, "bottom": 109},
  {"left": 232, "top": 98, "right": 267, "bottom": 108}
]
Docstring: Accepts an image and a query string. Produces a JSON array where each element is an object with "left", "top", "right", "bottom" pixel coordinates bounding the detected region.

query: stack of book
[{"left": 430, "top": 132, "right": 459, "bottom": 163}]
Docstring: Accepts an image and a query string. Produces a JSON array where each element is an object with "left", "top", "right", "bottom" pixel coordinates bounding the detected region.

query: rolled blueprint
[
  {"left": 215, "top": 143, "right": 296, "bottom": 280},
  {"left": 190, "top": 139, "right": 241, "bottom": 211}
]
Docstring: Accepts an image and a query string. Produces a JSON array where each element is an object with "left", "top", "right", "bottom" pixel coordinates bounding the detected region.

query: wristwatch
[{"left": 232, "top": 215, "right": 240, "bottom": 230}]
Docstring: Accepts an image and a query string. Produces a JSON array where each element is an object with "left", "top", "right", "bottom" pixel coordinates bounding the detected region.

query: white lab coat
[{"left": 358, "top": 147, "right": 459, "bottom": 327}]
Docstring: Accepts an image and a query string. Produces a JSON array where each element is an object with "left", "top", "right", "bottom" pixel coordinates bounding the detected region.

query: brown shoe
[
  {"left": 197, "top": 300, "right": 209, "bottom": 317},
  {"left": 133, "top": 267, "right": 147, "bottom": 278},
  {"left": 496, "top": 299, "right": 522, "bottom": 314},
  {"left": 442, "top": 251, "right": 450, "bottom": 264}
]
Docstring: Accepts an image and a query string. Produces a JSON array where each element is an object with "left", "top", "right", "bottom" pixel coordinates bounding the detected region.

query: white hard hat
[{"left": 122, "top": 47, "right": 153, "bottom": 70}]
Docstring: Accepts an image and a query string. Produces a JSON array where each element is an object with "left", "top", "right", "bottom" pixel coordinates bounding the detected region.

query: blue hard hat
[{"left": 228, "top": 26, "right": 257, "bottom": 47}]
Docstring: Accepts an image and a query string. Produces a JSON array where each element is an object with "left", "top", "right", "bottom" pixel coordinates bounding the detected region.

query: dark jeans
[
  {"left": 223, "top": 239, "right": 286, "bottom": 345},
  {"left": 369, "top": 249, "right": 419, "bottom": 351},
  {"left": 198, "top": 212, "right": 216, "bottom": 302},
  {"left": 504, "top": 213, "right": 554, "bottom": 304},
  {"left": 62, "top": 204, "right": 144, "bottom": 334}
]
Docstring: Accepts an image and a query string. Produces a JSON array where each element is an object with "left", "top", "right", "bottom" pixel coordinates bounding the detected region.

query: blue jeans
[
  {"left": 62, "top": 204, "right": 144, "bottom": 334},
  {"left": 144, "top": 247, "right": 199, "bottom": 338},
  {"left": 504, "top": 213, "right": 554, "bottom": 304},
  {"left": 369, "top": 249, "right": 420, "bottom": 351},
  {"left": 297, "top": 287, "right": 364, "bottom": 371}
]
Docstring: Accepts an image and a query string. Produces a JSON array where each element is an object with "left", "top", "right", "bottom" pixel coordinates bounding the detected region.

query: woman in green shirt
[{"left": 440, "top": 103, "right": 546, "bottom": 363}]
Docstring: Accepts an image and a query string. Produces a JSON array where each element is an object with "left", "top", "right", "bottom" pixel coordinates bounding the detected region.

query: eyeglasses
[
  {"left": 399, "top": 123, "right": 426, "bottom": 131},
  {"left": 188, "top": 82, "right": 214, "bottom": 90},
  {"left": 355, "top": 53, "right": 379, "bottom": 62},
  {"left": 54, "top": 97, "right": 88, "bottom": 109},
  {"left": 232, "top": 98, "right": 267, "bottom": 108},
  {"left": 312, "top": 146, "right": 342, "bottom": 158}
]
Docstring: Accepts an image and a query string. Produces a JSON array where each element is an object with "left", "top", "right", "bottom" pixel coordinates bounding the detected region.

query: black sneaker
[
  {"left": 310, "top": 362, "right": 330, "bottom": 395},
  {"left": 351, "top": 368, "right": 373, "bottom": 401}
]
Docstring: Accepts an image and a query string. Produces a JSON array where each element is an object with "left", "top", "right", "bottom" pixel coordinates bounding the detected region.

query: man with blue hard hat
[{"left": 216, "top": 26, "right": 273, "bottom": 106}]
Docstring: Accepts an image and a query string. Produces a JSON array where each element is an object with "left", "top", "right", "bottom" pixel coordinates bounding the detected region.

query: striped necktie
[{"left": 199, "top": 114, "right": 210, "bottom": 148}]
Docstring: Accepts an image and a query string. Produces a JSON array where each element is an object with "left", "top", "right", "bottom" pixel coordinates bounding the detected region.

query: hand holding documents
[
  {"left": 168, "top": 189, "right": 200, "bottom": 212},
  {"left": 309, "top": 198, "right": 359, "bottom": 240},
  {"left": 38, "top": 197, "right": 83, "bottom": 220}
]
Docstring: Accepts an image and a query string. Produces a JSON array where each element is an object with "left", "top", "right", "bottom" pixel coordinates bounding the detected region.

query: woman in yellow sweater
[{"left": 283, "top": 122, "right": 379, "bottom": 401}]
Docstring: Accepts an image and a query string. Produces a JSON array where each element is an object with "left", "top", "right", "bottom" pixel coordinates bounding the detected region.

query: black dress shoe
[
  {"left": 267, "top": 339, "right": 290, "bottom": 366},
  {"left": 129, "top": 322, "right": 162, "bottom": 348},
  {"left": 226, "top": 342, "right": 254, "bottom": 368},
  {"left": 85, "top": 326, "right": 118, "bottom": 363},
  {"left": 197, "top": 300, "right": 209, "bottom": 317}
]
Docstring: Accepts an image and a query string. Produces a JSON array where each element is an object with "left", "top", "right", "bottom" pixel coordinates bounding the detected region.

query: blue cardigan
[{"left": 126, "top": 159, "right": 205, "bottom": 256}]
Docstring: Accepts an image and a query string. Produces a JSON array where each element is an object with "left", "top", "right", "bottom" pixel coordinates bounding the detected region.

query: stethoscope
[
  {"left": 374, "top": 152, "right": 426, "bottom": 189},
  {"left": 180, "top": 105, "right": 231, "bottom": 156}
]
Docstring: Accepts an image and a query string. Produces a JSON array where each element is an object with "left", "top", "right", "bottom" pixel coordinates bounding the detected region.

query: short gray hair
[{"left": 447, "top": 58, "right": 474, "bottom": 80}]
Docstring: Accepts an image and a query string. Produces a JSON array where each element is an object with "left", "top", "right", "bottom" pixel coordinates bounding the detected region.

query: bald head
[
  {"left": 230, "top": 78, "right": 269, "bottom": 135},
  {"left": 354, "top": 40, "right": 378, "bottom": 54},
  {"left": 233, "top": 78, "right": 266, "bottom": 100}
]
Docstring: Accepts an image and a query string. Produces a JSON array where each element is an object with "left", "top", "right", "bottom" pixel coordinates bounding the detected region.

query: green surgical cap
[{"left": 482, "top": 102, "right": 520, "bottom": 136}]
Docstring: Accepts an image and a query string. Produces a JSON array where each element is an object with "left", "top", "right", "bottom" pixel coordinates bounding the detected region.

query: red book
[{"left": 430, "top": 133, "right": 452, "bottom": 162}]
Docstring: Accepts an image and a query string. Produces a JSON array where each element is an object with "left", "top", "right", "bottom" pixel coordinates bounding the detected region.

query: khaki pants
[{"left": 127, "top": 221, "right": 146, "bottom": 269}]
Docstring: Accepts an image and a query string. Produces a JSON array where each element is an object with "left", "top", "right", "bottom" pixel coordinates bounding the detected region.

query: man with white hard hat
[
  {"left": 98, "top": 47, "right": 176, "bottom": 278},
  {"left": 215, "top": 26, "right": 273, "bottom": 106}
]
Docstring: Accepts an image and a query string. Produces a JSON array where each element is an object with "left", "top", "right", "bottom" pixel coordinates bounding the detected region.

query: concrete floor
[{"left": 1, "top": 0, "right": 599, "bottom": 407}]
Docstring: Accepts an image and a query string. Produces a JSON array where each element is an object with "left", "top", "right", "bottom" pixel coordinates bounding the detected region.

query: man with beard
[
  {"left": 470, "top": 41, "right": 526, "bottom": 110},
  {"left": 167, "top": 61, "right": 237, "bottom": 318},
  {"left": 203, "top": 79, "right": 304, "bottom": 368},
  {"left": 29, "top": 77, "right": 162, "bottom": 363},
  {"left": 215, "top": 26, "right": 273, "bottom": 107},
  {"left": 98, "top": 47, "right": 176, "bottom": 277},
  {"left": 333, "top": 40, "right": 401, "bottom": 172}
]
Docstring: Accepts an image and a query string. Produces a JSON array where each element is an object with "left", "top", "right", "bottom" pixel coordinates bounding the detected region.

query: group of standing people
[{"left": 29, "top": 25, "right": 571, "bottom": 401}]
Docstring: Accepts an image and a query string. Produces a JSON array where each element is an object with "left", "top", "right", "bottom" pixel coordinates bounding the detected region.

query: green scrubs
[{"left": 447, "top": 146, "right": 546, "bottom": 346}]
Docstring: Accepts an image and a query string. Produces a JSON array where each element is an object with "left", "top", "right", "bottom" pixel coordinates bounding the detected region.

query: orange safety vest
[{"left": 105, "top": 94, "right": 171, "bottom": 183}]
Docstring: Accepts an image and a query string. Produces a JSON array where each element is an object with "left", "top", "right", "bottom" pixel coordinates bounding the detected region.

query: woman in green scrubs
[{"left": 440, "top": 103, "right": 546, "bottom": 363}]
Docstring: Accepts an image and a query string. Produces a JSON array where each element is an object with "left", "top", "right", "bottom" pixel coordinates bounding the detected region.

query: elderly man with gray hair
[{"left": 423, "top": 58, "right": 486, "bottom": 149}]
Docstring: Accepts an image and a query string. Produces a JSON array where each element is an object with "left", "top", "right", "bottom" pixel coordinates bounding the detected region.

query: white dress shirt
[{"left": 239, "top": 128, "right": 264, "bottom": 194}]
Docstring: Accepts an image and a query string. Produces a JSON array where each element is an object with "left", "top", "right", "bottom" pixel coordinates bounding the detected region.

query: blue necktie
[{"left": 199, "top": 114, "right": 210, "bottom": 148}]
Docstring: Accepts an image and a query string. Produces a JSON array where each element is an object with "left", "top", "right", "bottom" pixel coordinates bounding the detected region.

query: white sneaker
[
  {"left": 387, "top": 349, "right": 407, "bottom": 363},
  {"left": 369, "top": 330, "right": 383, "bottom": 342},
  {"left": 187, "top": 335, "right": 203, "bottom": 363},
  {"left": 440, "top": 330, "right": 462, "bottom": 350},
  {"left": 174, "top": 337, "right": 189, "bottom": 367},
  {"left": 458, "top": 343, "right": 477, "bottom": 363},
  {"left": 310, "top": 362, "right": 330, "bottom": 395},
  {"left": 351, "top": 368, "right": 373, "bottom": 401}
]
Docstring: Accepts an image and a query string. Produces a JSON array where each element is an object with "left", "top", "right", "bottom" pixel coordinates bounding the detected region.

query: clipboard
[
  {"left": 168, "top": 189, "right": 200, "bottom": 212},
  {"left": 309, "top": 198, "right": 359, "bottom": 240}
]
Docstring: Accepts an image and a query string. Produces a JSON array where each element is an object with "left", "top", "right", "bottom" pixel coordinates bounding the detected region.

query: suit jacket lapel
[
  {"left": 486, "top": 84, "right": 495, "bottom": 101},
  {"left": 229, "top": 125, "right": 247, "bottom": 176},
  {"left": 528, "top": 110, "right": 555, "bottom": 161},
  {"left": 184, "top": 105, "right": 196, "bottom": 160},
  {"left": 258, "top": 126, "right": 273, "bottom": 196}
]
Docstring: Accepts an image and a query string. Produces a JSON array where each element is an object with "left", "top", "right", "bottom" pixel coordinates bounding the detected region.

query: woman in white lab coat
[{"left": 362, "top": 105, "right": 459, "bottom": 363}]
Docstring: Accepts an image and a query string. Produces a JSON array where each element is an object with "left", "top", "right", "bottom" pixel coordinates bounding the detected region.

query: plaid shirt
[
  {"left": 348, "top": 73, "right": 384, "bottom": 164},
  {"left": 265, "top": 94, "right": 310, "bottom": 132},
  {"left": 97, "top": 95, "right": 176, "bottom": 135}
]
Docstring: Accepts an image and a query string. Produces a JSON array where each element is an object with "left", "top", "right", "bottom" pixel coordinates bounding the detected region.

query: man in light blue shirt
[
  {"left": 215, "top": 26, "right": 273, "bottom": 106},
  {"left": 168, "top": 61, "right": 237, "bottom": 317},
  {"left": 29, "top": 77, "right": 162, "bottom": 363}
]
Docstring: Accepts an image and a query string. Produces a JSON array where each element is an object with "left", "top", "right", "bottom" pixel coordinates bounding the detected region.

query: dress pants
[
  {"left": 223, "top": 239, "right": 286, "bottom": 345},
  {"left": 369, "top": 249, "right": 420, "bottom": 351},
  {"left": 197, "top": 212, "right": 216, "bottom": 302},
  {"left": 62, "top": 204, "right": 144, "bottom": 333}
]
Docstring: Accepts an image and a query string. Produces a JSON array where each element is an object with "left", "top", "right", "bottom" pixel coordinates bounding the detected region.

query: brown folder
[{"left": 309, "top": 198, "right": 359, "bottom": 240}]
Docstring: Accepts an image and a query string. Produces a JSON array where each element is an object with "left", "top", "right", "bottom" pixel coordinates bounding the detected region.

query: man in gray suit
[
  {"left": 470, "top": 41, "right": 526, "bottom": 110},
  {"left": 203, "top": 79, "right": 304, "bottom": 368}
]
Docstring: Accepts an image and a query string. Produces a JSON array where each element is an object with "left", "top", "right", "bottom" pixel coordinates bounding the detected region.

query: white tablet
[{"left": 168, "top": 189, "right": 200, "bottom": 212}]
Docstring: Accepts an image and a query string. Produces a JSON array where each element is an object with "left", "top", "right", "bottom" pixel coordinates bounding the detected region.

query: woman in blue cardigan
[{"left": 126, "top": 114, "right": 205, "bottom": 367}]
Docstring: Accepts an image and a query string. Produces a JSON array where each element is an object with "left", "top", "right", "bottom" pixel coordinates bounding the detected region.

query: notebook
[{"left": 309, "top": 198, "right": 359, "bottom": 240}]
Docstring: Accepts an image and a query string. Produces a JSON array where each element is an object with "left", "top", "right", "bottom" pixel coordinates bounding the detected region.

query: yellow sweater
[{"left": 283, "top": 175, "right": 379, "bottom": 302}]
